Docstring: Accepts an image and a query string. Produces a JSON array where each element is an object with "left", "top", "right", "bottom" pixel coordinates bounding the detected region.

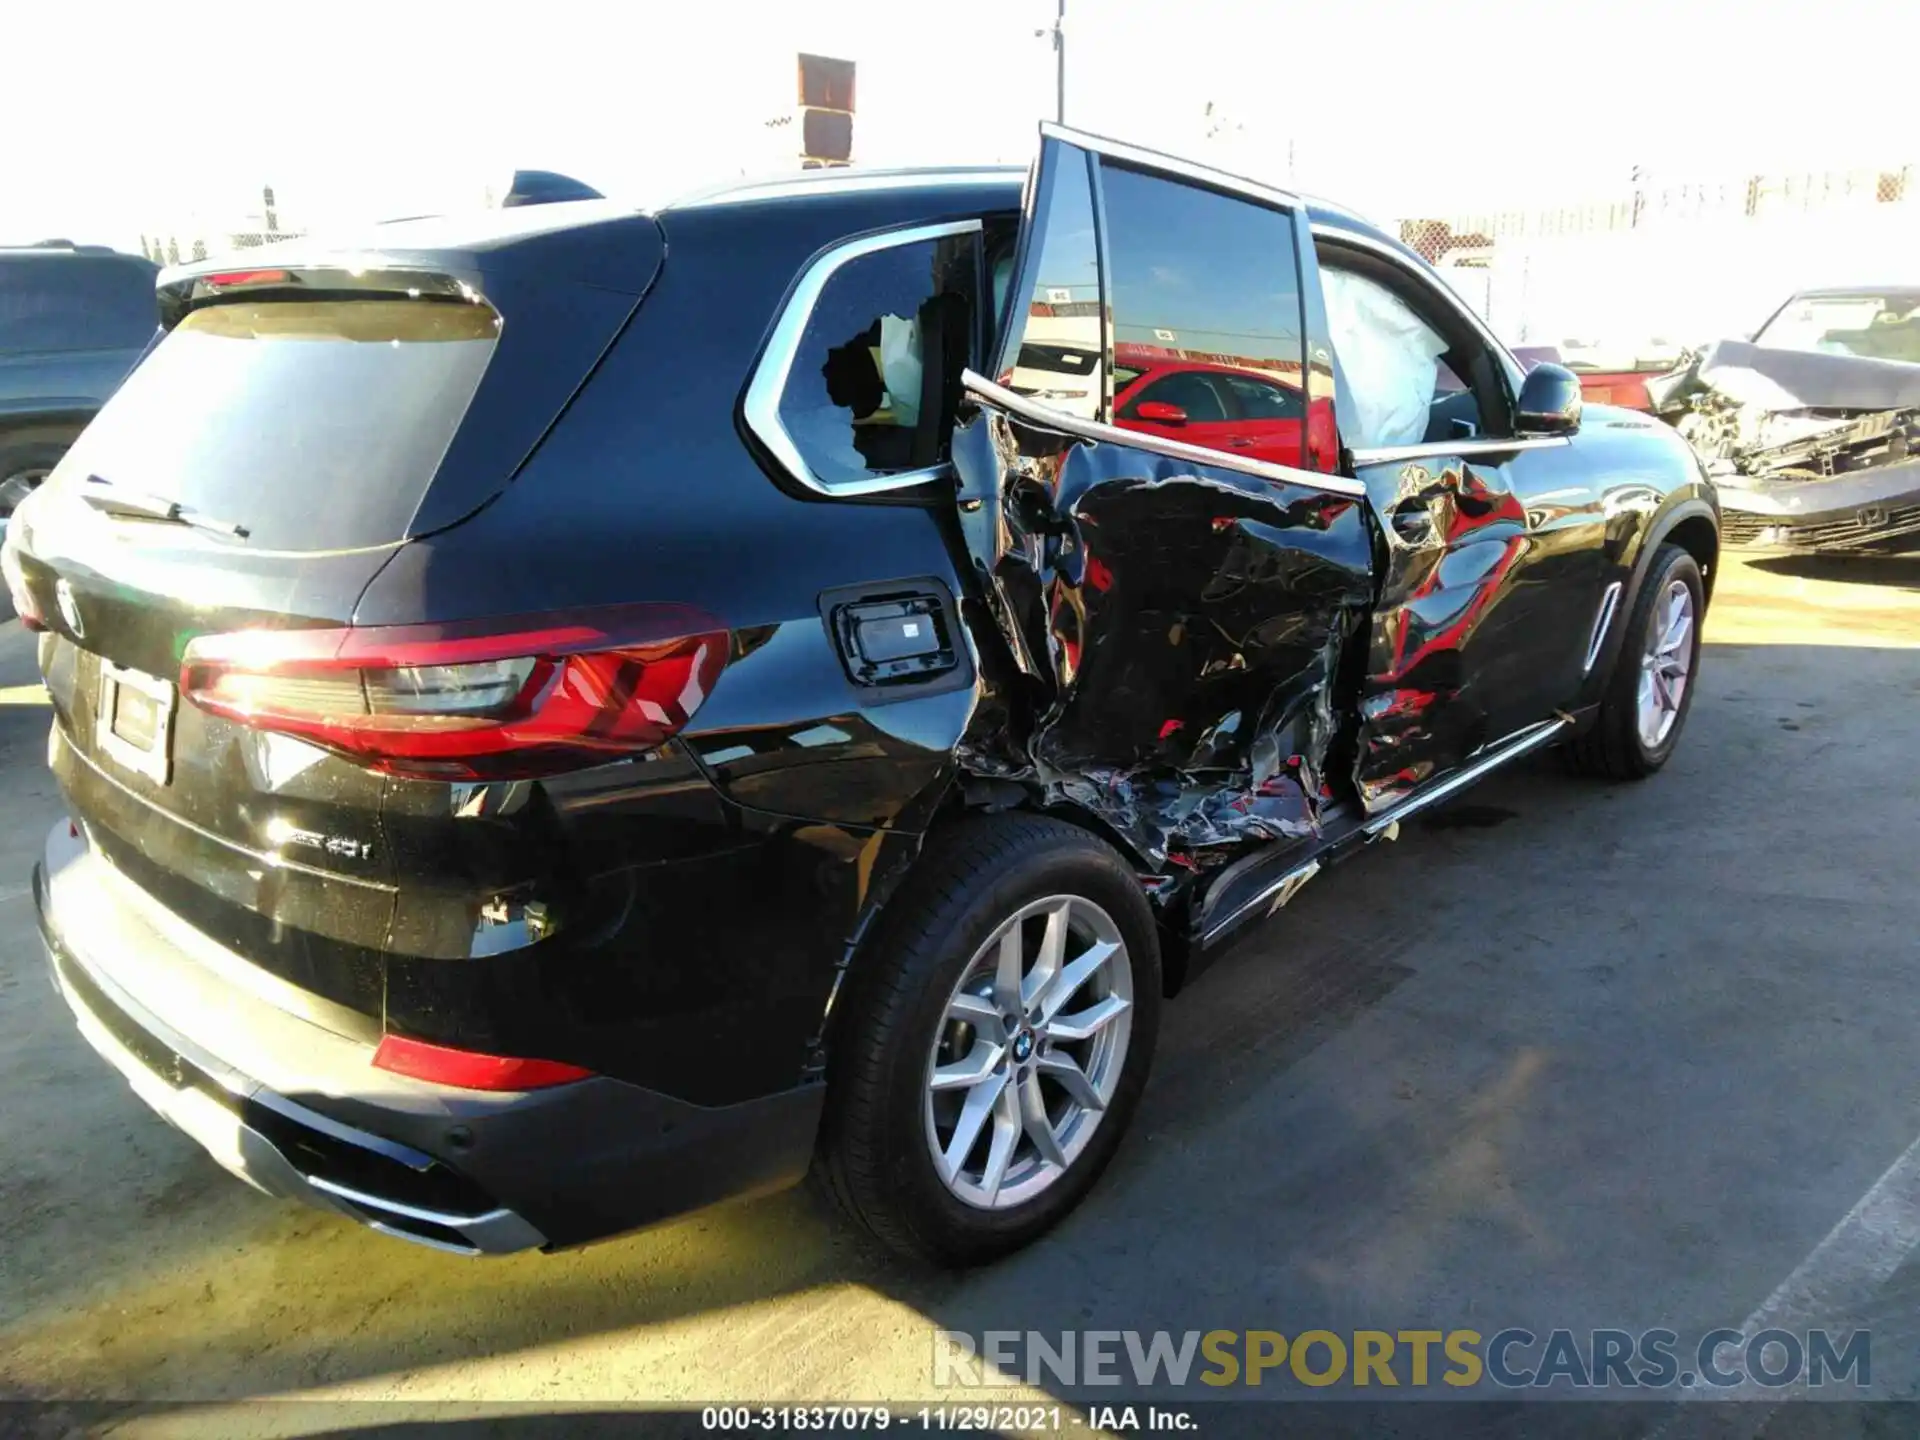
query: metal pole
[{"left": 1054, "top": 0, "right": 1066, "bottom": 124}]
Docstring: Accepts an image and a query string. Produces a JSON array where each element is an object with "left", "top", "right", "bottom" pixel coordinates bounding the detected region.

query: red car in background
[
  {"left": 1112, "top": 346, "right": 1338, "bottom": 471},
  {"left": 1512, "top": 344, "right": 1678, "bottom": 413}
]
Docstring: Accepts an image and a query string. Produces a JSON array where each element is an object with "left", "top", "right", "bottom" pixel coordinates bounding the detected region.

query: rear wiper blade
[{"left": 81, "top": 476, "right": 251, "bottom": 539}]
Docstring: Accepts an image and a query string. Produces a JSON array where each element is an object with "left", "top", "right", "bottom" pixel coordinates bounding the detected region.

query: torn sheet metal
[
  {"left": 1653, "top": 339, "right": 1920, "bottom": 469},
  {"left": 1663, "top": 339, "right": 1920, "bottom": 415},
  {"left": 1717, "top": 406, "right": 1917, "bottom": 476},
  {"left": 949, "top": 408, "right": 1374, "bottom": 869},
  {"left": 1655, "top": 340, "right": 1920, "bottom": 552},
  {"left": 1682, "top": 396, "right": 1920, "bottom": 491},
  {"left": 1349, "top": 456, "right": 1535, "bottom": 812}
]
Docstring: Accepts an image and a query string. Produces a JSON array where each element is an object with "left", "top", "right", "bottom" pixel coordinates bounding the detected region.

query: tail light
[
  {"left": 205, "top": 268, "right": 292, "bottom": 288},
  {"left": 180, "top": 603, "right": 728, "bottom": 779},
  {"left": 372, "top": 1034, "right": 592, "bottom": 1090}
]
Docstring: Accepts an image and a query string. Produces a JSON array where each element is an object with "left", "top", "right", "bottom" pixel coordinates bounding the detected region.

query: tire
[
  {"left": 816, "top": 813, "right": 1162, "bottom": 1267},
  {"left": 0, "top": 429, "right": 80, "bottom": 522},
  {"left": 1565, "top": 542, "right": 1704, "bottom": 780}
]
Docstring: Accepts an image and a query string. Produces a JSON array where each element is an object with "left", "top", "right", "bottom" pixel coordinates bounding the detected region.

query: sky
[{"left": 4, "top": 0, "right": 1916, "bottom": 252}]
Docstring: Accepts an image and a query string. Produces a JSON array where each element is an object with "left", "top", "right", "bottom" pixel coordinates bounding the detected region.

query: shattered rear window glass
[{"left": 776, "top": 232, "right": 979, "bottom": 487}]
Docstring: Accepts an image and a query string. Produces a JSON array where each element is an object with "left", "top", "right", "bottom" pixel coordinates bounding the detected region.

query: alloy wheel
[
  {"left": 923, "top": 894, "right": 1134, "bottom": 1210},
  {"left": 1636, "top": 577, "right": 1695, "bottom": 748}
]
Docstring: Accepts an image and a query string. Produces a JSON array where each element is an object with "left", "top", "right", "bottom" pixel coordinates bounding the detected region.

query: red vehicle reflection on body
[{"left": 1112, "top": 344, "right": 1337, "bottom": 471}]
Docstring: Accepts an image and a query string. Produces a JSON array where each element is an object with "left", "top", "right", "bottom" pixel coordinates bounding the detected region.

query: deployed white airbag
[
  {"left": 1322, "top": 267, "right": 1448, "bottom": 449},
  {"left": 878, "top": 314, "right": 924, "bottom": 429}
]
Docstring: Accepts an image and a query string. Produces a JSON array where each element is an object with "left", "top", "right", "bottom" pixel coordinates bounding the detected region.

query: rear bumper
[{"left": 35, "top": 820, "right": 824, "bottom": 1254}]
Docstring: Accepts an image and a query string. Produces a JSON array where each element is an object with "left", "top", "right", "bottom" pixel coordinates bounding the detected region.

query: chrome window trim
[
  {"left": 1350, "top": 436, "right": 1574, "bottom": 465},
  {"left": 744, "top": 218, "right": 983, "bottom": 499},
  {"left": 1041, "top": 122, "right": 1303, "bottom": 214},
  {"left": 672, "top": 167, "right": 1021, "bottom": 211},
  {"left": 962, "top": 368, "right": 1368, "bottom": 499}
]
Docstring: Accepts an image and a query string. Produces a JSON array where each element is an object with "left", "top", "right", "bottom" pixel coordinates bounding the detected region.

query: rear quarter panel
[{"left": 349, "top": 190, "right": 1015, "bottom": 1101}]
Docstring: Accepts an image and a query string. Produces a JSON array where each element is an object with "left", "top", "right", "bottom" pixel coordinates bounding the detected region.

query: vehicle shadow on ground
[
  {"left": 7, "top": 640, "right": 1920, "bottom": 1416},
  {"left": 1747, "top": 553, "right": 1920, "bottom": 591},
  {"left": 0, "top": 802, "right": 1429, "bottom": 1404},
  {"left": 0, "top": 744, "right": 1604, "bottom": 1407}
]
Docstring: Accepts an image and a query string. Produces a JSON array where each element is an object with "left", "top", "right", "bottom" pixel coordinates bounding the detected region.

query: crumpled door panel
[
  {"left": 951, "top": 409, "right": 1376, "bottom": 868},
  {"left": 1352, "top": 456, "right": 1534, "bottom": 811}
]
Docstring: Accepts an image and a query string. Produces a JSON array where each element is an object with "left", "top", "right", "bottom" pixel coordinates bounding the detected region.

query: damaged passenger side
[
  {"left": 949, "top": 136, "right": 1375, "bottom": 879},
  {"left": 1654, "top": 290, "right": 1920, "bottom": 553}
]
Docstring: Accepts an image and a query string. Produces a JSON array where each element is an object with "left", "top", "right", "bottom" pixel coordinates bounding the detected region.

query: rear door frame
[
  {"left": 971, "top": 123, "right": 1361, "bottom": 500},
  {"left": 951, "top": 125, "right": 1380, "bottom": 871}
]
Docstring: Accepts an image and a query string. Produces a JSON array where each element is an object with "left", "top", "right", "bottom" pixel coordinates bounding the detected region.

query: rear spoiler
[
  {"left": 155, "top": 264, "right": 479, "bottom": 330},
  {"left": 154, "top": 206, "right": 663, "bottom": 330}
]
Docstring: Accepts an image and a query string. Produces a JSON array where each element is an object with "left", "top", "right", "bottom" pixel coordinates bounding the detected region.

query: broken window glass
[{"left": 776, "top": 232, "right": 978, "bottom": 487}]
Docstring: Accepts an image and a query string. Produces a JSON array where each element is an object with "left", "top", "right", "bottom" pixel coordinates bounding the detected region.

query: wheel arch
[
  {"left": 1583, "top": 492, "right": 1718, "bottom": 697},
  {"left": 813, "top": 777, "right": 1179, "bottom": 1072},
  {"left": 1657, "top": 504, "right": 1720, "bottom": 606}
]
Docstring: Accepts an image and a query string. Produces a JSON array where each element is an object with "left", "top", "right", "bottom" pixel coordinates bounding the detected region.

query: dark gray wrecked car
[{"left": 1650, "top": 288, "right": 1920, "bottom": 554}]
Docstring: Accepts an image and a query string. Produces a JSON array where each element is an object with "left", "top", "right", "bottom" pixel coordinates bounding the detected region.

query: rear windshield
[
  {"left": 0, "top": 254, "right": 158, "bottom": 354},
  {"left": 52, "top": 297, "right": 499, "bottom": 551}
]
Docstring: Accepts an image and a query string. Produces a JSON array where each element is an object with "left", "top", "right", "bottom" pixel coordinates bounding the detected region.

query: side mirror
[
  {"left": 1133, "top": 401, "right": 1188, "bottom": 425},
  {"left": 1516, "top": 362, "right": 1582, "bottom": 435}
]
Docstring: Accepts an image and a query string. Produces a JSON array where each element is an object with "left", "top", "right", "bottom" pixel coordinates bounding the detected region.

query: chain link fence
[
  {"left": 1395, "top": 163, "right": 1919, "bottom": 360},
  {"left": 130, "top": 158, "right": 1919, "bottom": 366},
  {"left": 134, "top": 229, "right": 303, "bottom": 268}
]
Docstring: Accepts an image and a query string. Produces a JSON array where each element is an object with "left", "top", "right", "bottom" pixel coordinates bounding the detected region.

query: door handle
[{"left": 1391, "top": 499, "right": 1435, "bottom": 541}]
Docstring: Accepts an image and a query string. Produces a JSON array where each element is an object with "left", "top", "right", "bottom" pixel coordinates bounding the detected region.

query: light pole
[
  {"left": 1056, "top": 0, "right": 1066, "bottom": 124},
  {"left": 1038, "top": 0, "right": 1065, "bottom": 124}
]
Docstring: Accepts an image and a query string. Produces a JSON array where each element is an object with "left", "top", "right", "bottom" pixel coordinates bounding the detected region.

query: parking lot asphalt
[{"left": 3, "top": 552, "right": 1920, "bottom": 1427}]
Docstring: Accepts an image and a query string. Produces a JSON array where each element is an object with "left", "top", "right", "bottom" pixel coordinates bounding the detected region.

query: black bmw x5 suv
[{"left": 7, "top": 127, "right": 1717, "bottom": 1265}]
